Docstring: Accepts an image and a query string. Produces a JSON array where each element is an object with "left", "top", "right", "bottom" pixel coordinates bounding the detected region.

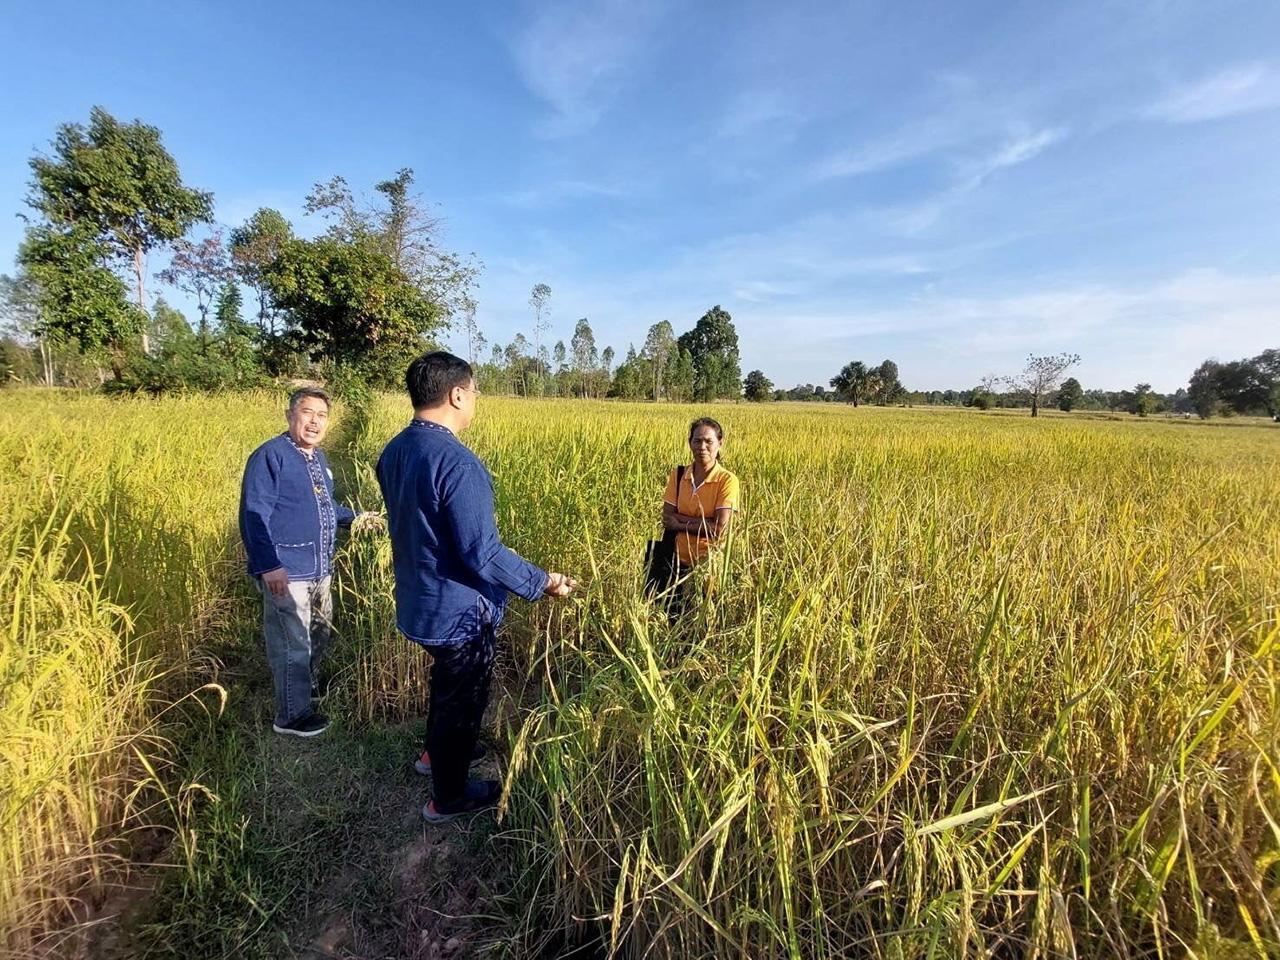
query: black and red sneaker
[
  {"left": 421, "top": 779, "right": 502, "bottom": 823},
  {"left": 413, "top": 742, "right": 487, "bottom": 775}
]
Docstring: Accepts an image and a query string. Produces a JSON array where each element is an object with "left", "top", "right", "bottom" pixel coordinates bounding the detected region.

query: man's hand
[
  {"left": 351, "top": 511, "right": 385, "bottom": 534},
  {"left": 543, "top": 571, "right": 578, "bottom": 598},
  {"left": 262, "top": 567, "right": 289, "bottom": 598}
]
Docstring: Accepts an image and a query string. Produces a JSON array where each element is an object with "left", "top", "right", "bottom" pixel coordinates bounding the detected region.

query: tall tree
[
  {"left": 1216, "top": 357, "right": 1272, "bottom": 413},
  {"left": 874, "top": 359, "right": 904, "bottom": 404},
  {"left": 1131, "top": 382, "right": 1156, "bottom": 417},
  {"left": 1057, "top": 377, "right": 1083, "bottom": 412},
  {"left": 529, "top": 283, "right": 551, "bottom": 396},
  {"left": 1005, "top": 352, "right": 1081, "bottom": 417},
  {"left": 17, "top": 224, "right": 145, "bottom": 380},
  {"left": 214, "top": 280, "right": 244, "bottom": 331},
  {"left": 642, "top": 320, "right": 676, "bottom": 400},
  {"left": 214, "top": 281, "right": 258, "bottom": 384},
  {"left": 158, "top": 232, "right": 230, "bottom": 352},
  {"left": 610, "top": 344, "right": 646, "bottom": 400},
  {"left": 743, "top": 369, "right": 774, "bottom": 402},
  {"left": 830, "top": 360, "right": 871, "bottom": 406},
  {"left": 570, "top": 318, "right": 598, "bottom": 398},
  {"left": 505, "top": 333, "right": 532, "bottom": 395},
  {"left": 261, "top": 235, "right": 443, "bottom": 372},
  {"left": 459, "top": 294, "right": 486, "bottom": 367},
  {"left": 149, "top": 296, "right": 194, "bottom": 356},
  {"left": 1187, "top": 361, "right": 1220, "bottom": 418},
  {"left": 25, "top": 107, "right": 212, "bottom": 354},
  {"left": 487, "top": 343, "right": 508, "bottom": 393},
  {"left": 230, "top": 208, "right": 294, "bottom": 335},
  {"left": 0, "top": 271, "right": 53, "bottom": 386},
  {"left": 677, "top": 305, "right": 741, "bottom": 401},
  {"left": 1255, "top": 349, "right": 1280, "bottom": 415},
  {"left": 667, "top": 348, "right": 695, "bottom": 403}
]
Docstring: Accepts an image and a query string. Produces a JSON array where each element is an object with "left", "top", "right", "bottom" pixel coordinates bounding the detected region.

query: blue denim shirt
[
  {"left": 376, "top": 419, "right": 547, "bottom": 645},
  {"left": 239, "top": 433, "right": 357, "bottom": 580}
]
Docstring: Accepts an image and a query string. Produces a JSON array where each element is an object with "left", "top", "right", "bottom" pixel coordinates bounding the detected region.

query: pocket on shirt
[{"left": 274, "top": 541, "right": 318, "bottom": 579}]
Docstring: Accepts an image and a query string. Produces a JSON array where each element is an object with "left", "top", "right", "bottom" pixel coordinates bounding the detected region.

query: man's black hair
[
  {"left": 289, "top": 386, "right": 332, "bottom": 410},
  {"left": 407, "top": 351, "right": 475, "bottom": 409}
]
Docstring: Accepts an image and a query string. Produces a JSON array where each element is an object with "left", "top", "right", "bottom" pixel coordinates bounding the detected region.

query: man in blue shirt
[
  {"left": 239, "top": 387, "right": 379, "bottom": 737},
  {"left": 377, "top": 352, "right": 576, "bottom": 822}
]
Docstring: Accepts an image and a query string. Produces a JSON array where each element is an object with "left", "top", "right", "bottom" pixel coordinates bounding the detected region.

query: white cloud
[
  {"left": 715, "top": 91, "right": 797, "bottom": 140},
  {"left": 733, "top": 280, "right": 800, "bottom": 303},
  {"left": 492, "top": 179, "right": 631, "bottom": 209},
  {"left": 809, "top": 116, "right": 971, "bottom": 180},
  {"left": 1149, "top": 62, "right": 1280, "bottom": 123},
  {"left": 508, "top": 0, "right": 666, "bottom": 138},
  {"left": 807, "top": 87, "right": 1062, "bottom": 184},
  {"left": 975, "top": 128, "right": 1065, "bottom": 176},
  {"left": 860, "top": 127, "right": 1067, "bottom": 237}
]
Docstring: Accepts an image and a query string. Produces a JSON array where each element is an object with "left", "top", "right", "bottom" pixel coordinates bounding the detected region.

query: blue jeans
[{"left": 258, "top": 576, "right": 332, "bottom": 726}]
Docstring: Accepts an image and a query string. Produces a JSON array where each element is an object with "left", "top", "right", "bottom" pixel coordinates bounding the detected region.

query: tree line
[
  {"left": 0, "top": 109, "right": 1275, "bottom": 420},
  {"left": 1, "top": 107, "right": 471, "bottom": 392},
  {"left": 469, "top": 301, "right": 742, "bottom": 403}
]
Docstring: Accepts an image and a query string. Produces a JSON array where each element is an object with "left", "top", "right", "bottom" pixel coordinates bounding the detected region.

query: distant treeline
[{"left": 0, "top": 108, "right": 1274, "bottom": 420}]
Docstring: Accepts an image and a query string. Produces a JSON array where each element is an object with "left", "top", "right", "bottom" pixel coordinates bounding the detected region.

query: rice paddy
[{"left": 1, "top": 389, "right": 1276, "bottom": 958}]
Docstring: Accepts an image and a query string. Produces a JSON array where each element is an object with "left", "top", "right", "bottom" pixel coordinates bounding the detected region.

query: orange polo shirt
[{"left": 663, "top": 461, "right": 741, "bottom": 566}]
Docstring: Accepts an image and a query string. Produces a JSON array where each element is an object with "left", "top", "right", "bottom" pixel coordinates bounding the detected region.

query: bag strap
[{"left": 660, "top": 464, "right": 687, "bottom": 547}]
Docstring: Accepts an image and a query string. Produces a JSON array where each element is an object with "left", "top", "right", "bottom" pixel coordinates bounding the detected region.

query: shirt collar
[
  {"left": 686, "top": 460, "right": 725, "bottom": 485},
  {"left": 411, "top": 417, "right": 455, "bottom": 437},
  {"left": 283, "top": 432, "right": 316, "bottom": 459}
]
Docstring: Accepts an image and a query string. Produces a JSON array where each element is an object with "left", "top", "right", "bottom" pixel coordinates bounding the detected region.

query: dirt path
[{"left": 56, "top": 582, "right": 542, "bottom": 960}]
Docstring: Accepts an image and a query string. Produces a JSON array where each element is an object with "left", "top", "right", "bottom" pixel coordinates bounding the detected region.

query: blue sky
[{"left": 2, "top": 0, "right": 1278, "bottom": 391}]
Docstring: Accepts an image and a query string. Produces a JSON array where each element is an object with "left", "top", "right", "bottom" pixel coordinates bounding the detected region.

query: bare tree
[
  {"left": 1004, "top": 353, "right": 1081, "bottom": 417},
  {"left": 304, "top": 169, "right": 480, "bottom": 324},
  {"left": 159, "top": 231, "right": 231, "bottom": 353}
]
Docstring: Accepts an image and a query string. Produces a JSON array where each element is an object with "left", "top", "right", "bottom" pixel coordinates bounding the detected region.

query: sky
[{"left": 1, "top": 0, "right": 1278, "bottom": 392}]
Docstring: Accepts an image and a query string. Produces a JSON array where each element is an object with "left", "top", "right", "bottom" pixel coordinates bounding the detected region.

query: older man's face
[{"left": 286, "top": 396, "right": 330, "bottom": 449}]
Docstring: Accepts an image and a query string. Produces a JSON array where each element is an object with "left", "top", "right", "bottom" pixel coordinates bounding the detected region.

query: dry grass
[{"left": 2, "top": 391, "right": 1277, "bottom": 958}]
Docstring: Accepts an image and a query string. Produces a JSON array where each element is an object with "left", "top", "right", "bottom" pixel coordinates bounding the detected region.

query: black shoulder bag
[{"left": 643, "top": 464, "right": 685, "bottom": 596}]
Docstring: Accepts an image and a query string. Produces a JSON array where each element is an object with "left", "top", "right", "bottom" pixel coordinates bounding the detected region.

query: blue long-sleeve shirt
[
  {"left": 376, "top": 418, "right": 547, "bottom": 645},
  {"left": 239, "top": 434, "right": 356, "bottom": 580}
]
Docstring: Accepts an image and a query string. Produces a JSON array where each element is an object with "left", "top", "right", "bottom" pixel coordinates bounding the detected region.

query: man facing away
[
  {"left": 377, "top": 351, "right": 577, "bottom": 822},
  {"left": 239, "top": 387, "right": 380, "bottom": 737}
]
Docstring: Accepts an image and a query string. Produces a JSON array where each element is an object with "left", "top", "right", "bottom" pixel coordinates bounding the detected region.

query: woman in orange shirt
[{"left": 661, "top": 417, "right": 741, "bottom": 592}]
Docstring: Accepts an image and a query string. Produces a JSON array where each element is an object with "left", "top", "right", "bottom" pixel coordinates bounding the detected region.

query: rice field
[{"left": 1, "top": 389, "right": 1277, "bottom": 958}]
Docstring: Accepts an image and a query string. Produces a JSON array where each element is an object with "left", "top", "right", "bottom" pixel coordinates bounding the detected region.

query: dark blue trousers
[{"left": 424, "top": 626, "right": 497, "bottom": 804}]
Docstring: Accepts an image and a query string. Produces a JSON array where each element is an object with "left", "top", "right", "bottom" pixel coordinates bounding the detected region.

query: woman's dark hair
[
  {"left": 688, "top": 417, "right": 725, "bottom": 460},
  {"left": 407, "top": 351, "right": 474, "bottom": 408}
]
